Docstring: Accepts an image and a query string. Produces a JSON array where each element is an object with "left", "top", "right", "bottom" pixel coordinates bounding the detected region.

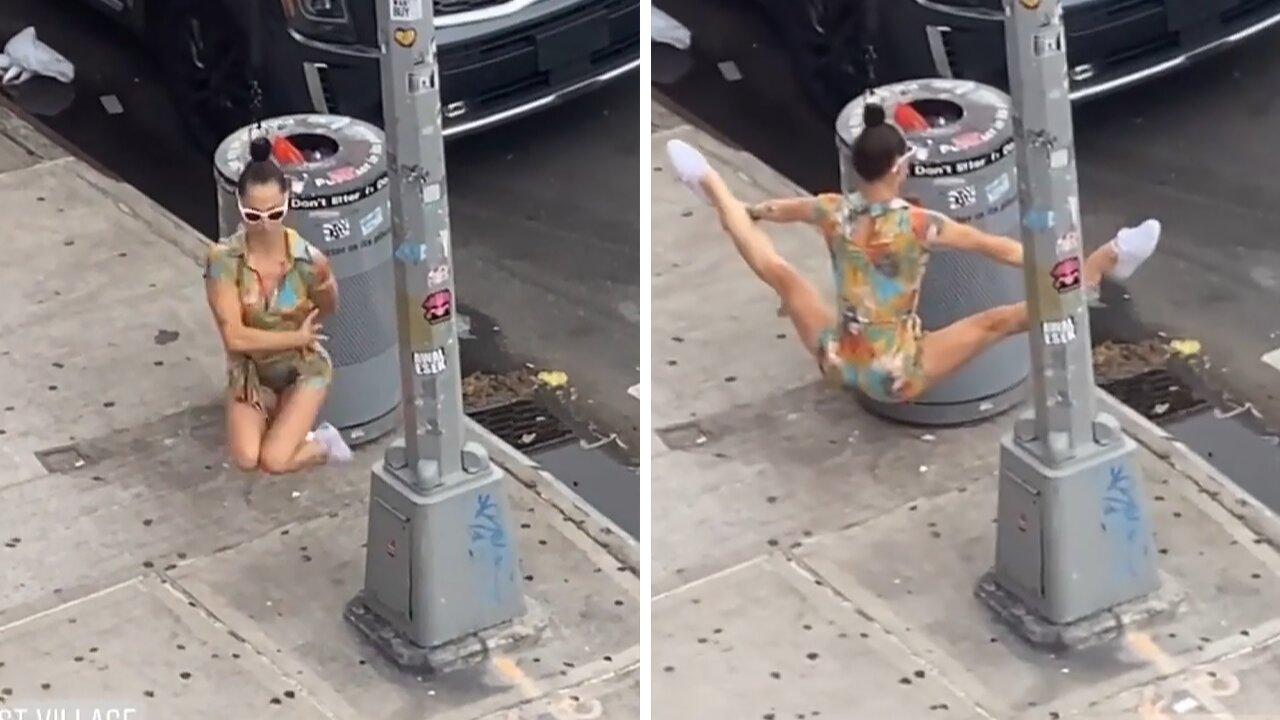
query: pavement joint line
[
  {"left": 150, "top": 574, "right": 348, "bottom": 720},
  {"left": 651, "top": 554, "right": 770, "bottom": 603},
  {"left": 0, "top": 575, "right": 145, "bottom": 635},
  {"left": 782, "top": 552, "right": 1001, "bottom": 720}
]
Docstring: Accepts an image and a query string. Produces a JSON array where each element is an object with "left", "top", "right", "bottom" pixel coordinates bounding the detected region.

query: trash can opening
[
  {"left": 286, "top": 133, "right": 341, "bottom": 162},
  {"left": 907, "top": 98, "right": 965, "bottom": 128}
]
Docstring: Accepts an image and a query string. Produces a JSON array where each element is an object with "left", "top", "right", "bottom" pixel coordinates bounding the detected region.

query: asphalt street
[
  {"left": 654, "top": 0, "right": 1280, "bottom": 432},
  {"left": 0, "top": 0, "right": 640, "bottom": 462}
]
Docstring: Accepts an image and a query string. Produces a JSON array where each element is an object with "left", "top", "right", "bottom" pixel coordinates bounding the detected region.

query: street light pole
[
  {"left": 345, "top": 0, "right": 529, "bottom": 668},
  {"left": 978, "top": 0, "right": 1162, "bottom": 638}
]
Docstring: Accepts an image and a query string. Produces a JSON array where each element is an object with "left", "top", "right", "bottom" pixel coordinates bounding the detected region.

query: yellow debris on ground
[
  {"left": 536, "top": 369, "right": 570, "bottom": 387},
  {"left": 1169, "top": 338, "right": 1202, "bottom": 356}
]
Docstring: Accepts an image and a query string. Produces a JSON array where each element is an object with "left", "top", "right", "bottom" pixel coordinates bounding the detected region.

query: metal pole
[
  {"left": 978, "top": 0, "right": 1162, "bottom": 637},
  {"left": 344, "top": 0, "right": 529, "bottom": 668}
]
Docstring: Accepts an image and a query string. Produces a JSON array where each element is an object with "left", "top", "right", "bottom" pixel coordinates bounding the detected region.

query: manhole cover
[
  {"left": 470, "top": 399, "right": 573, "bottom": 453},
  {"left": 1099, "top": 368, "right": 1208, "bottom": 424}
]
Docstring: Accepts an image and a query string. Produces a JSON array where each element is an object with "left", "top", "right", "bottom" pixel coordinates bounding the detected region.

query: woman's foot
[
  {"left": 1108, "top": 219, "right": 1161, "bottom": 281},
  {"left": 309, "top": 422, "right": 353, "bottom": 463},
  {"left": 666, "top": 139, "right": 712, "bottom": 205}
]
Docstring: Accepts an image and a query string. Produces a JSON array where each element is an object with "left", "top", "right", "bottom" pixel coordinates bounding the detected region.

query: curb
[
  {"left": 1096, "top": 388, "right": 1280, "bottom": 548},
  {"left": 468, "top": 419, "right": 639, "bottom": 571}
]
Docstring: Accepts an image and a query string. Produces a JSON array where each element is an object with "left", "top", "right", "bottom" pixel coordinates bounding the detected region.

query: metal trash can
[
  {"left": 214, "top": 114, "right": 401, "bottom": 446},
  {"left": 835, "top": 79, "right": 1029, "bottom": 426}
]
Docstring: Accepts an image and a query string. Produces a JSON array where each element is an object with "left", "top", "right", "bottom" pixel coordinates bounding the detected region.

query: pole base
[
  {"left": 975, "top": 570, "right": 1186, "bottom": 651},
  {"left": 345, "top": 592, "right": 549, "bottom": 673}
]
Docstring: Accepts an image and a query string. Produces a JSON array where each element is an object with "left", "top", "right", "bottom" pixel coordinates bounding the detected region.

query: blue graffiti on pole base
[
  {"left": 1101, "top": 464, "right": 1147, "bottom": 579},
  {"left": 468, "top": 493, "right": 509, "bottom": 604}
]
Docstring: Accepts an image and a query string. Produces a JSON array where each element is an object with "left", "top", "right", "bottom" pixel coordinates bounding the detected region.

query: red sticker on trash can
[
  {"left": 1050, "top": 258, "right": 1081, "bottom": 293},
  {"left": 422, "top": 289, "right": 452, "bottom": 324}
]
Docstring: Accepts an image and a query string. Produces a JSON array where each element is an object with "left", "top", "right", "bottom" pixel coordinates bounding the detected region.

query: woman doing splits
[
  {"left": 665, "top": 103, "right": 1161, "bottom": 403},
  {"left": 204, "top": 136, "right": 353, "bottom": 474}
]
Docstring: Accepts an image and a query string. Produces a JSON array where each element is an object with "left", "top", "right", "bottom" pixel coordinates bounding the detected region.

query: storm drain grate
[
  {"left": 470, "top": 399, "right": 574, "bottom": 453},
  {"left": 33, "top": 444, "right": 94, "bottom": 474},
  {"left": 1099, "top": 368, "right": 1208, "bottom": 424}
]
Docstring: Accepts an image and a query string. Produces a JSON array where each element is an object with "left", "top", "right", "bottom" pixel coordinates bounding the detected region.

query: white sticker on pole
[
  {"left": 412, "top": 348, "right": 446, "bottom": 376},
  {"left": 407, "top": 69, "right": 434, "bottom": 95},
  {"left": 391, "top": 0, "right": 423, "bottom": 21},
  {"left": 1050, "top": 148, "right": 1071, "bottom": 168},
  {"left": 1042, "top": 318, "right": 1077, "bottom": 346},
  {"left": 422, "top": 183, "right": 442, "bottom": 204}
]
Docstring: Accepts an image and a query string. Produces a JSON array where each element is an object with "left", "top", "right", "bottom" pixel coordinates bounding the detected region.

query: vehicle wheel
[
  {"left": 149, "top": 0, "right": 256, "bottom": 153},
  {"left": 765, "top": 0, "right": 877, "bottom": 120}
]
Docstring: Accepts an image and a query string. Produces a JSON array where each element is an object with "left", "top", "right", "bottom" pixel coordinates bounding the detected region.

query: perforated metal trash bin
[
  {"left": 835, "top": 80, "right": 1029, "bottom": 426},
  {"left": 213, "top": 115, "right": 400, "bottom": 446}
]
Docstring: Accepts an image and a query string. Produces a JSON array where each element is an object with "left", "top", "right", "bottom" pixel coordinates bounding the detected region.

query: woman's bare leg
[
  {"left": 917, "top": 222, "right": 1160, "bottom": 391},
  {"left": 682, "top": 143, "right": 834, "bottom": 355},
  {"left": 226, "top": 393, "right": 267, "bottom": 472},
  {"left": 258, "top": 384, "right": 329, "bottom": 475}
]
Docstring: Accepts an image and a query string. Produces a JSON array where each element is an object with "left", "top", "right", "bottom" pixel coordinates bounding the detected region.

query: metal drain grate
[
  {"left": 470, "top": 399, "right": 575, "bottom": 453},
  {"left": 1099, "top": 368, "right": 1208, "bottom": 424}
]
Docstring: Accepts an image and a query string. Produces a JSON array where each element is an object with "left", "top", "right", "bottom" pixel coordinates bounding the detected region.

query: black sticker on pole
[
  {"left": 910, "top": 139, "right": 1015, "bottom": 179},
  {"left": 289, "top": 174, "right": 390, "bottom": 210}
]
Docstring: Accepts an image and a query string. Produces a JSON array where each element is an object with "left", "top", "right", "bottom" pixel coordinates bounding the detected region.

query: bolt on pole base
[
  {"left": 345, "top": 438, "right": 545, "bottom": 671},
  {"left": 976, "top": 411, "right": 1184, "bottom": 650}
]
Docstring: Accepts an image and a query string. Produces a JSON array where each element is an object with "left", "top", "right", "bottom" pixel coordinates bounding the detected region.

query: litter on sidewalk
[{"left": 0, "top": 27, "right": 75, "bottom": 86}]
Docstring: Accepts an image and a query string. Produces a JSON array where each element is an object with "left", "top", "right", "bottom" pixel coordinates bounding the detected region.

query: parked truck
[
  {"left": 760, "top": 0, "right": 1280, "bottom": 116},
  {"left": 82, "top": 0, "right": 639, "bottom": 150}
]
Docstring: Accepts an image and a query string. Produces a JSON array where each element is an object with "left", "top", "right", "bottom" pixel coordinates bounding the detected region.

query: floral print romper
[
  {"left": 812, "top": 193, "right": 945, "bottom": 403},
  {"left": 204, "top": 228, "right": 333, "bottom": 412}
]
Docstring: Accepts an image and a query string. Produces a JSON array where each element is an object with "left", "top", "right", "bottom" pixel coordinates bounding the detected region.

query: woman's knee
[
  {"left": 256, "top": 444, "right": 294, "bottom": 475},
  {"left": 228, "top": 446, "right": 260, "bottom": 473}
]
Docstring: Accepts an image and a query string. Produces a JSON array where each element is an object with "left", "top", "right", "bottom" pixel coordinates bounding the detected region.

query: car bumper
[
  {"left": 879, "top": 0, "right": 1280, "bottom": 102},
  {"left": 259, "top": 0, "right": 638, "bottom": 136}
]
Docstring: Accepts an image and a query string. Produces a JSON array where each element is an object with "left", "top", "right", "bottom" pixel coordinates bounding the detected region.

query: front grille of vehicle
[{"left": 436, "top": 0, "right": 511, "bottom": 14}]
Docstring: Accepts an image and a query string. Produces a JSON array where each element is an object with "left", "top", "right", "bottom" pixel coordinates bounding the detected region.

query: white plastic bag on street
[
  {"left": 652, "top": 8, "right": 692, "bottom": 51},
  {"left": 0, "top": 27, "right": 75, "bottom": 86}
]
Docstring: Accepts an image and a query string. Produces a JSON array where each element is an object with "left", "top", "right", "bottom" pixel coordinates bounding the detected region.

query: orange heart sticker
[
  {"left": 393, "top": 27, "right": 417, "bottom": 47},
  {"left": 1019, "top": 0, "right": 1041, "bottom": 7}
]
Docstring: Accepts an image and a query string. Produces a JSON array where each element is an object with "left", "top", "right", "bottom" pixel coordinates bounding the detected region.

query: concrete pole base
[
  {"left": 974, "top": 570, "right": 1186, "bottom": 651},
  {"left": 344, "top": 593, "right": 549, "bottom": 673}
]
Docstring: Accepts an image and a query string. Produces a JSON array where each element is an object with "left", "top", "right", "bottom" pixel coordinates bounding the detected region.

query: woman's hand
[{"left": 296, "top": 307, "right": 327, "bottom": 350}]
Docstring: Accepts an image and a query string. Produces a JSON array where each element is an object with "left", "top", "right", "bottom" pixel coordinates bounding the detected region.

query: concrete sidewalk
[
  {"left": 651, "top": 103, "right": 1280, "bottom": 720},
  {"left": 0, "top": 107, "right": 637, "bottom": 720}
]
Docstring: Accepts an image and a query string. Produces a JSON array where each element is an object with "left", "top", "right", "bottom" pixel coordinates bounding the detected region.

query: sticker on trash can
[
  {"left": 391, "top": 0, "right": 423, "bottom": 21},
  {"left": 985, "top": 173, "right": 1011, "bottom": 204},
  {"left": 422, "top": 289, "right": 452, "bottom": 324},
  {"left": 359, "top": 205, "right": 385, "bottom": 237},
  {"left": 1050, "top": 257, "right": 1082, "bottom": 293},
  {"left": 1042, "top": 318, "right": 1076, "bottom": 346},
  {"left": 412, "top": 348, "right": 446, "bottom": 376},
  {"left": 947, "top": 186, "right": 977, "bottom": 211},
  {"left": 321, "top": 218, "right": 351, "bottom": 243}
]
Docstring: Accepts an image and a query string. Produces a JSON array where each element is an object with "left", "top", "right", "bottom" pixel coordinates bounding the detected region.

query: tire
[
  {"left": 764, "top": 0, "right": 878, "bottom": 120},
  {"left": 148, "top": 0, "right": 256, "bottom": 153}
]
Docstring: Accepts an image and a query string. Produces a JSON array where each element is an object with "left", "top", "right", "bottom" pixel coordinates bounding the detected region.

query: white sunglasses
[{"left": 239, "top": 196, "right": 289, "bottom": 224}]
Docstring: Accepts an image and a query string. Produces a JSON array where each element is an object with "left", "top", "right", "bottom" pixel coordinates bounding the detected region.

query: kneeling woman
[
  {"left": 665, "top": 103, "right": 1160, "bottom": 402},
  {"left": 205, "top": 137, "right": 352, "bottom": 473}
]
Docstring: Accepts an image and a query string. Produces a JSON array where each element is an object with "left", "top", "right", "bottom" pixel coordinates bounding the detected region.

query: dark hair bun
[
  {"left": 249, "top": 136, "right": 273, "bottom": 163},
  {"left": 863, "top": 103, "right": 887, "bottom": 128}
]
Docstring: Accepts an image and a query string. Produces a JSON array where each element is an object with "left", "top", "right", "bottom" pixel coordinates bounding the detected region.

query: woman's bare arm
[
  {"left": 930, "top": 213, "right": 1023, "bottom": 267},
  {"left": 747, "top": 197, "right": 824, "bottom": 224}
]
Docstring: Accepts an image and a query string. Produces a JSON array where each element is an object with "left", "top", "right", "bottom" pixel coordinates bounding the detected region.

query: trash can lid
[
  {"left": 213, "top": 114, "right": 387, "bottom": 201},
  {"left": 836, "top": 79, "right": 1012, "bottom": 157}
]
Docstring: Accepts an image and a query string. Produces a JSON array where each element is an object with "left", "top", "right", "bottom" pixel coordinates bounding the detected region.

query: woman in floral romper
[
  {"left": 204, "top": 136, "right": 352, "bottom": 473},
  {"left": 665, "top": 103, "right": 1161, "bottom": 403}
]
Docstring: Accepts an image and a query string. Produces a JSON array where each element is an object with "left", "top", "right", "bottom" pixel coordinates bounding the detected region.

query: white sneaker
[
  {"left": 665, "top": 139, "right": 712, "bottom": 205},
  {"left": 1109, "top": 219, "right": 1161, "bottom": 281},
  {"left": 312, "top": 422, "right": 353, "bottom": 463}
]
